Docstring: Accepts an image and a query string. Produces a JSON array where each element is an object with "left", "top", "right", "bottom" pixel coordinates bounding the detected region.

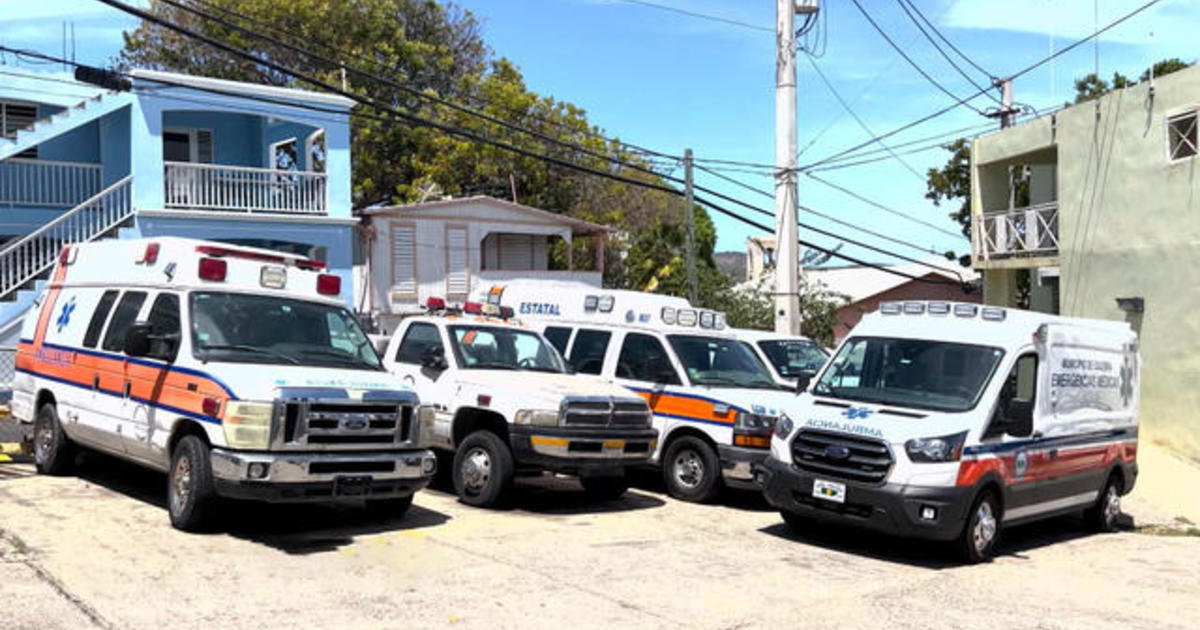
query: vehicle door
[
  {"left": 95, "top": 290, "right": 149, "bottom": 454},
  {"left": 564, "top": 328, "right": 611, "bottom": 378},
  {"left": 389, "top": 321, "right": 455, "bottom": 448},
  {"left": 50, "top": 288, "right": 118, "bottom": 449},
  {"left": 542, "top": 325, "right": 575, "bottom": 361},
  {"left": 125, "top": 292, "right": 182, "bottom": 465},
  {"left": 609, "top": 331, "right": 686, "bottom": 457},
  {"left": 979, "top": 352, "right": 1043, "bottom": 518}
]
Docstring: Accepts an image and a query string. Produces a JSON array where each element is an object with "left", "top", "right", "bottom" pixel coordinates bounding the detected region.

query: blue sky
[{"left": 2, "top": 0, "right": 1194, "bottom": 261}]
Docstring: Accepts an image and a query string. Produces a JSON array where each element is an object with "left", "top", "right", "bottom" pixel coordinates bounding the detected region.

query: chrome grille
[
  {"left": 561, "top": 397, "right": 650, "bottom": 427},
  {"left": 276, "top": 401, "right": 414, "bottom": 450},
  {"left": 790, "top": 429, "right": 893, "bottom": 483}
]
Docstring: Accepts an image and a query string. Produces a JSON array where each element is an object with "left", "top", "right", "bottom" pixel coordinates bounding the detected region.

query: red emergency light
[
  {"left": 462, "top": 301, "right": 483, "bottom": 315},
  {"left": 198, "top": 257, "right": 227, "bottom": 281},
  {"left": 139, "top": 242, "right": 160, "bottom": 265},
  {"left": 295, "top": 259, "right": 326, "bottom": 271},
  {"left": 196, "top": 245, "right": 287, "bottom": 264},
  {"left": 316, "top": 274, "right": 341, "bottom": 296},
  {"left": 426, "top": 297, "right": 447, "bottom": 310}
]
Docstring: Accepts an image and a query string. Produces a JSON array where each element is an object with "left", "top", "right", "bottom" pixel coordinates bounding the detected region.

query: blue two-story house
[{"left": 0, "top": 67, "right": 357, "bottom": 347}]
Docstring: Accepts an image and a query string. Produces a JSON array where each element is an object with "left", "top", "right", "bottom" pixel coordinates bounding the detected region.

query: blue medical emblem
[
  {"left": 1014, "top": 450, "right": 1029, "bottom": 481},
  {"left": 842, "top": 406, "right": 873, "bottom": 420},
  {"left": 55, "top": 298, "right": 76, "bottom": 333}
]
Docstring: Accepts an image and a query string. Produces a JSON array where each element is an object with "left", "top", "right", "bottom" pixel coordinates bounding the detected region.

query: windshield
[
  {"left": 667, "top": 335, "right": 778, "bottom": 389},
  {"left": 190, "top": 292, "right": 382, "bottom": 370},
  {"left": 813, "top": 336, "right": 1004, "bottom": 412},
  {"left": 756, "top": 339, "right": 829, "bottom": 378},
  {"left": 449, "top": 325, "right": 565, "bottom": 372}
]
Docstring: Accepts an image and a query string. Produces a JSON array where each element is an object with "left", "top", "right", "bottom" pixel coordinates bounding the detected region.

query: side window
[
  {"left": 82, "top": 290, "right": 119, "bottom": 348},
  {"left": 568, "top": 329, "right": 610, "bottom": 375},
  {"left": 988, "top": 353, "right": 1037, "bottom": 438},
  {"left": 543, "top": 326, "right": 573, "bottom": 355},
  {"left": 146, "top": 293, "right": 181, "bottom": 361},
  {"left": 101, "top": 291, "right": 147, "bottom": 353},
  {"left": 396, "top": 323, "right": 442, "bottom": 364},
  {"left": 616, "top": 333, "right": 681, "bottom": 384}
]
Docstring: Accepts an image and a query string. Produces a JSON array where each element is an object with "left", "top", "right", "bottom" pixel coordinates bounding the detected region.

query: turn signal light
[
  {"left": 202, "top": 397, "right": 221, "bottom": 416},
  {"left": 733, "top": 434, "right": 771, "bottom": 448},
  {"left": 198, "top": 257, "right": 227, "bottom": 281},
  {"left": 316, "top": 273, "right": 341, "bottom": 295}
]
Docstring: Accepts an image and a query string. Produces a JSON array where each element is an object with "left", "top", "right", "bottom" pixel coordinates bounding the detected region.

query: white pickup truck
[{"left": 381, "top": 300, "right": 658, "bottom": 507}]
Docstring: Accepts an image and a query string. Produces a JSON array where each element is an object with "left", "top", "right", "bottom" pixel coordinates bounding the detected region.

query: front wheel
[
  {"left": 956, "top": 490, "right": 1000, "bottom": 563},
  {"left": 452, "top": 431, "right": 514, "bottom": 508},
  {"left": 580, "top": 474, "right": 629, "bottom": 501},
  {"left": 168, "top": 435, "right": 219, "bottom": 532},
  {"left": 33, "top": 403, "right": 75, "bottom": 476},
  {"left": 1084, "top": 474, "right": 1123, "bottom": 533},
  {"left": 662, "top": 436, "right": 721, "bottom": 503}
]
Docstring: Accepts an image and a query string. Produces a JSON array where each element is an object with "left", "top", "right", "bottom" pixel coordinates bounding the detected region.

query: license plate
[
  {"left": 333, "top": 475, "right": 373, "bottom": 496},
  {"left": 812, "top": 479, "right": 846, "bottom": 503}
]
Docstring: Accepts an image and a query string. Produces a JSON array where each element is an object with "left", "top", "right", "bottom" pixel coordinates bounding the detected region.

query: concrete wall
[{"left": 973, "top": 66, "right": 1200, "bottom": 460}]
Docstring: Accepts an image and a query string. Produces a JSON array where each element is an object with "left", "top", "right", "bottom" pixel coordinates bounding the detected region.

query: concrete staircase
[{"left": 0, "top": 91, "right": 133, "bottom": 163}]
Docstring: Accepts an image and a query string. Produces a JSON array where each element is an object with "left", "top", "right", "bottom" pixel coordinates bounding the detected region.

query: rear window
[
  {"left": 101, "top": 291, "right": 147, "bottom": 353},
  {"left": 543, "top": 326, "right": 573, "bottom": 355},
  {"left": 568, "top": 329, "right": 611, "bottom": 375},
  {"left": 83, "top": 290, "right": 119, "bottom": 348}
]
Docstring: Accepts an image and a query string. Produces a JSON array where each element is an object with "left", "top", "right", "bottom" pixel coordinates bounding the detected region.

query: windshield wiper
[
  {"left": 519, "top": 366, "right": 562, "bottom": 373},
  {"left": 468, "top": 361, "right": 517, "bottom": 370},
  {"left": 197, "top": 344, "right": 300, "bottom": 365},
  {"left": 296, "top": 348, "right": 380, "bottom": 370}
]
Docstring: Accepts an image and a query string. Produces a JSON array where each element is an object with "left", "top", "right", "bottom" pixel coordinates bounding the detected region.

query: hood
[
  {"left": 207, "top": 363, "right": 413, "bottom": 402},
  {"left": 455, "top": 370, "right": 641, "bottom": 407},
  {"left": 790, "top": 394, "right": 975, "bottom": 444},
  {"left": 687, "top": 387, "right": 804, "bottom": 418}
]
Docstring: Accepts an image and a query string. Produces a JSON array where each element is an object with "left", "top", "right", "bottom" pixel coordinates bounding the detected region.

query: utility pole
[
  {"left": 684, "top": 148, "right": 697, "bottom": 305},
  {"left": 775, "top": 0, "right": 814, "bottom": 335}
]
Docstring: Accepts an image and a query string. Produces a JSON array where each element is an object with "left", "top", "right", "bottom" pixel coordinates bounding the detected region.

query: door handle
[
  {"left": 93, "top": 374, "right": 100, "bottom": 391},
  {"left": 124, "top": 381, "right": 132, "bottom": 399},
  {"left": 1049, "top": 448, "right": 1059, "bottom": 460}
]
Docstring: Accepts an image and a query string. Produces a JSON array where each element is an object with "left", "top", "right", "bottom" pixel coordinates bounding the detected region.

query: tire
[
  {"left": 579, "top": 474, "right": 629, "bottom": 501},
  {"left": 1084, "top": 473, "right": 1123, "bottom": 533},
  {"left": 779, "top": 510, "right": 807, "bottom": 534},
  {"left": 366, "top": 493, "right": 415, "bottom": 520},
  {"left": 662, "top": 435, "right": 721, "bottom": 503},
  {"left": 956, "top": 490, "right": 1000, "bottom": 564},
  {"left": 33, "top": 403, "right": 75, "bottom": 476},
  {"left": 167, "top": 435, "right": 219, "bottom": 532},
  {"left": 452, "top": 431, "right": 514, "bottom": 508}
]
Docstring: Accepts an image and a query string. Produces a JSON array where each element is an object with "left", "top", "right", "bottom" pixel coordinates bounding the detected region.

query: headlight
[
  {"left": 222, "top": 401, "right": 274, "bottom": 450},
  {"left": 905, "top": 431, "right": 968, "bottom": 463},
  {"left": 514, "top": 409, "right": 559, "bottom": 426},
  {"left": 774, "top": 413, "right": 794, "bottom": 439},
  {"left": 735, "top": 411, "right": 775, "bottom": 431},
  {"left": 416, "top": 405, "right": 437, "bottom": 447},
  {"left": 734, "top": 410, "right": 775, "bottom": 448}
]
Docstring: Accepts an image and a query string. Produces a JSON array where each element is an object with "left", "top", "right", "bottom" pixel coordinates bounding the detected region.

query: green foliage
[
  {"left": 924, "top": 138, "right": 971, "bottom": 266},
  {"left": 1072, "top": 58, "right": 1194, "bottom": 104}
]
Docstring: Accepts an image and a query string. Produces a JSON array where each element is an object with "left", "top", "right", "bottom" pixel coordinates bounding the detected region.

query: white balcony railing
[
  {"left": 977, "top": 202, "right": 1059, "bottom": 260},
  {"left": 164, "top": 162, "right": 327, "bottom": 215},
  {"left": 0, "top": 158, "right": 102, "bottom": 207}
]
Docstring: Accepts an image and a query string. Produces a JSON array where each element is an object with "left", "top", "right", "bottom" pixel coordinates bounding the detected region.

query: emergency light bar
[
  {"left": 426, "top": 297, "right": 447, "bottom": 311},
  {"left": 584, "top": 295, "right": 599, "bottom": 311},
  {"left": 902, "top": 302, "right": 926, "bottom": 315},
  {"left": 699, "top": 311, "right": 715, "bottom": 329},
  {"left": 927, "top": 302, "right": 950, "bottom": 315},
  {"left": 463, "top": 301, "right": 484, "bottom": 315},
  {"left": 677, "top": 309, "right": 697, "bottom": 327},
  {"left": 954, "top": 304, "right": 978, "bottom": 317},
  {"left": 981, "top": 307, "right": 1006, "bottom": 321},
  {"left": 597, "top": 295, "right": 615, "bottom": 313},
  {"left": 879, "top": 301, "right": 1004, "bottom": 321},
  {"left": 880, "top": 302, "right": 902, "bottom": 315},
  {"left": 661, "top": 307, "right": 677, "bottom": 325}
]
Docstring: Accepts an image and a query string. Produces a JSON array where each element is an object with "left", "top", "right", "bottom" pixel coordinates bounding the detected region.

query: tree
[
  {"left": 924, "top": 138, "right": 972, "bottom": 267},
  {"left": 1072, "top": 58, "right": 1193, "bottom": 104}
]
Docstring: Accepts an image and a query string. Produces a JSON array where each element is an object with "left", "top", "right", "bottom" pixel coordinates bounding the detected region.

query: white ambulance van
[
  {"left": 381, "top": 298, "right": 656, "bottom": 507},
  {"left": 760, "top": 301, "right": 1139, "bottom": 562},
  {"left": 11, "top": 238, "right": 437, "bottom": 531},
  {"left": 483, "top": 282, "right": 800, "bottom": 503},
  {"left": 731, "top": 328, "right": 830, "bottom": 389}
]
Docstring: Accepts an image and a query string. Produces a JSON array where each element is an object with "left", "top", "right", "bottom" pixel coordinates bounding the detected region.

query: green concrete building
[{"left": 971, "top": 65, "right": 1200, "bottom": 460}]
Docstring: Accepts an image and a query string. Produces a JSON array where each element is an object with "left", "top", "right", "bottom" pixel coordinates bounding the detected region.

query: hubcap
[
  {"left": 1104, "top": 486, "right": 1121, "bottom": 524},
  {"left": 973, "top": 501, "right": 997, "bottom": 553},
  {"left": 672, "top": 449, "right": 704, "bottom": 489},
  {"left": 34, "top": 418, "right": 53, "bottom": 463},
  {"left": 461, "top": 447, "right": 492, "bottom": 492},
  {"left": 170, "top": 455, "right": 192, "bottom": 515}
]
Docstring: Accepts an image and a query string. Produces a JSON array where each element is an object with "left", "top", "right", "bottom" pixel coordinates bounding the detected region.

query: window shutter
[
  {"left": 196, "top": 130, "right": 214, "bottom": 163},
  {"left": 446, "top": 226, "right": 469, "bottom": 296},
  {"left": 391, "top": 225, "right": 416, "bottom": 296},
  {"left": 498, "top": 233, "right": 534, "bottom": 270}
]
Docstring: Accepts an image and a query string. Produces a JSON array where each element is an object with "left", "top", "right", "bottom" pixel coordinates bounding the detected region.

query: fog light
[
  {"left": 422, "top": 456, "right": 437, "bottom": 475},
  {"left": 247, "top": 462, "right": 269, "bottom": 479},
  {"left": 921, "top": 505, "right": 937, "bottom": 521}
]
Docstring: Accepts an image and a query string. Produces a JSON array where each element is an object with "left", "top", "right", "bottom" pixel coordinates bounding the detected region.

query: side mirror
[
  {"left": 123, "top": 322, "right": 153, "bottom": 358},
  {"left": 1003, "top": 399, "right": 1034, "bottom": 437},
  {"left": 795, "top": 374, "right": 812, "bottom": 395},
  {"left": 420, "top": 345, "right": 447, "bottom": 371}
]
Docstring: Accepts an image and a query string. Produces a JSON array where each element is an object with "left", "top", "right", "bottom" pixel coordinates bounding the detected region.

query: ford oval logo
[
  {"left": 341, "top": 416, "right": 369, "bottom": 431},
  {"left": 825, "top": 444, "right": 851, "bottom": 461}
]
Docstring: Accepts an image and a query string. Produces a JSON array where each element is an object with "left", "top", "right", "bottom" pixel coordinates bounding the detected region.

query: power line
[
  {"left": 614, "top": 0, "right": 773, "bottom": 33},
  {"left": 899, "top": 0, "right": 995, "bottom": 80},
  {"left": 806, "top": 172, "right": 963, "bottom": 239},
  {"left": 848, "top": 0, "right": 987, "bottom": 115},
  {"left": 895, "top": 0, "right": 1002, "bottom": 105}
]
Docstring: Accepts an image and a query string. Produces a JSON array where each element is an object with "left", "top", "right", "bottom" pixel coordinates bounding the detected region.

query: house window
[
  {"left": 391, "top": 224, "right": 417, "bottom": 298},
  {"left": 445, "top": 226, "right": 469, "bottom": 297},
  {"left": 1167, "top": 111, "right": 1198, "bottom": 161},
  {"left": 306, "top": 130, "right": 326, "bottom": 173},
  {"left": 163, "top": 128, "right": 213, "bottom": 163},
  {"left": 272, "top": 138, "right": 299, "bottom": 171},
  {"left": 1, "top": 100, "right": 38, "bottom": 159}
]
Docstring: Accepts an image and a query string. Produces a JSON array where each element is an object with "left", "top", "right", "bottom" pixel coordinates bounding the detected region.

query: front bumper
[
  {"left": 717, "top": 444, "right": 770, "bottom": 490},
  {"left": 210, "top": 448, "right": 437, "bottom": 503},
  {"left": 760, "top": 456, "right": 972, "bottom": 541},
  {"left": 509, "top": 425, "right": 658, "bottom": 475}
]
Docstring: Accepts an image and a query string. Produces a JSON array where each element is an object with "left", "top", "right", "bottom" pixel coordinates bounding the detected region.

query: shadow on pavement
[
  {"left": 71, "top": 450, "right": 451, "bottom": 554},
  {"left": 627, "top": 467, "right": 775, "bottom": 512},
  {"left": 759, "top": 512, "right": 1116, "bottom": 569},
  {"left": 426, "top": 471, "right": 666, "bottom": 515}
]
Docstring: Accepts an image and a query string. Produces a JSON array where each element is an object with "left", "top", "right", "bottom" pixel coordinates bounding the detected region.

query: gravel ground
[{"left": 0, "top": 449, "right": 1197, "bottom": 630}]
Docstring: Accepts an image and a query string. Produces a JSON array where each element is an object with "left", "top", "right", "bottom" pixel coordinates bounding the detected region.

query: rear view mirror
[
  {"left": 1004, "top": 399, "right": 1034, "bottom": 437},
  {"left": 123, "top": 322, "right": 153, "bottom": 357},
  {"left": 795, "top": 374, "right": 812, "bottom": 395},
  {"left": 420, "top": 345, "right": 448, "bottom": 371}
]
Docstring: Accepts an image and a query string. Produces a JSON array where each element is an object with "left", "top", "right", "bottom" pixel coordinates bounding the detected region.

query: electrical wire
[
  {"left": 900, "top": 0, "right": 995, "bottom": 80},
  {"left": 614, "top": 0, "right": 772, "bottom": 33},
  {"left": 895, "top": 0, "right": 1002, "bottom": 105},
  {"left": 806, "top": 172, "right": 964, "bottom": 239}
]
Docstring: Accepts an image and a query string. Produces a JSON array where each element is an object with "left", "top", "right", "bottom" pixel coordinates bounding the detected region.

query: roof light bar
[
  {"left": 597, "top": 295, "right": 615, "bottom": 313},
  {"left": 927, "top": 301, "right": 950, "bottom": 315},
  {"left": 677, "top": 309, "right": 697, "bottom": 327},
  {"left": 583, "top": 295, "right": 599, "bottom": 311},
  {"left": 981, "top": 307, "right": 1007, "bottom": 321},
  {"left": 903, "top": 302, "right": 926, "bottom": 315},
  {"left": 953, "top": 304, "right": 978, "bottom": 318},
  {"left": 661, "top": 306, "right": 677, "bottom": 325},
  {"left": 880, "top": 302, "right": 902, "bottom": 315},
  {"left": 463, "top": 301, "right": 484, "bottom": 315},
  {"left": 699, "top": 311, "right": 715, "bottom": 329},
  {"left": 482, "top": 303, "right": 501, "bottom": 317},
  {"left": 426, "top": 296, "right": 447, "bottom": 311},
  {"left": 487, "top": 286, "right": 504, "bottom": 305},
  {"left": 714, "top": 313, "right": 727, "bottom": 330}
]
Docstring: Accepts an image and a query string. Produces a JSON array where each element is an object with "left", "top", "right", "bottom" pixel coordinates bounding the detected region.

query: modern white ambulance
[
  {"left": 11, "top": 238, "right": 437, "bottom": 531},
  {"left": 380, "top": 298, "right": 657, "bottom": 507},
  {"left": 483, "top": 282, "right": 800, "bottom": 503},
  {"left": 760, "top": 301, "right": 1139, "bottom": 562},
  {"left": 731, "top": 328, "right": 830, "bottom": 389}
]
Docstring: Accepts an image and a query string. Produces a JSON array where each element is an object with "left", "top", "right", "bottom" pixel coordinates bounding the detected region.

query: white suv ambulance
[
  {"left": 11, "top": 238, "right": 436, "bottom": 531},
  {"left": 731, "top": 328, "right": 830, "bottom": 389},
  {"left": 484, "top": 282, "right": 800, "bottom": 503},
  {"left": 382, "top": 299, "right": 657, "bottom": 507},
  {"left": 761, "top": 301, "right": 1139, "bottom": 562}
]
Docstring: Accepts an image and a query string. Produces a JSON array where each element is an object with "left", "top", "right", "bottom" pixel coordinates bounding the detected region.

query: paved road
[{"left": 1, "top": 452, "right": 1197, "bottom": 630}]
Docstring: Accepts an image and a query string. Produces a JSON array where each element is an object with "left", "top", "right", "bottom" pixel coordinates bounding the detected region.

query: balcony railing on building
[
  {"left": 977, "top": 202, "right": 1059, "bottom": 260},
  {"left": 0, "top": 158, "right": 102, "bottom": 207},
  {"left": 164, "top": 162, "right": 326, "bottom": 215}
]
